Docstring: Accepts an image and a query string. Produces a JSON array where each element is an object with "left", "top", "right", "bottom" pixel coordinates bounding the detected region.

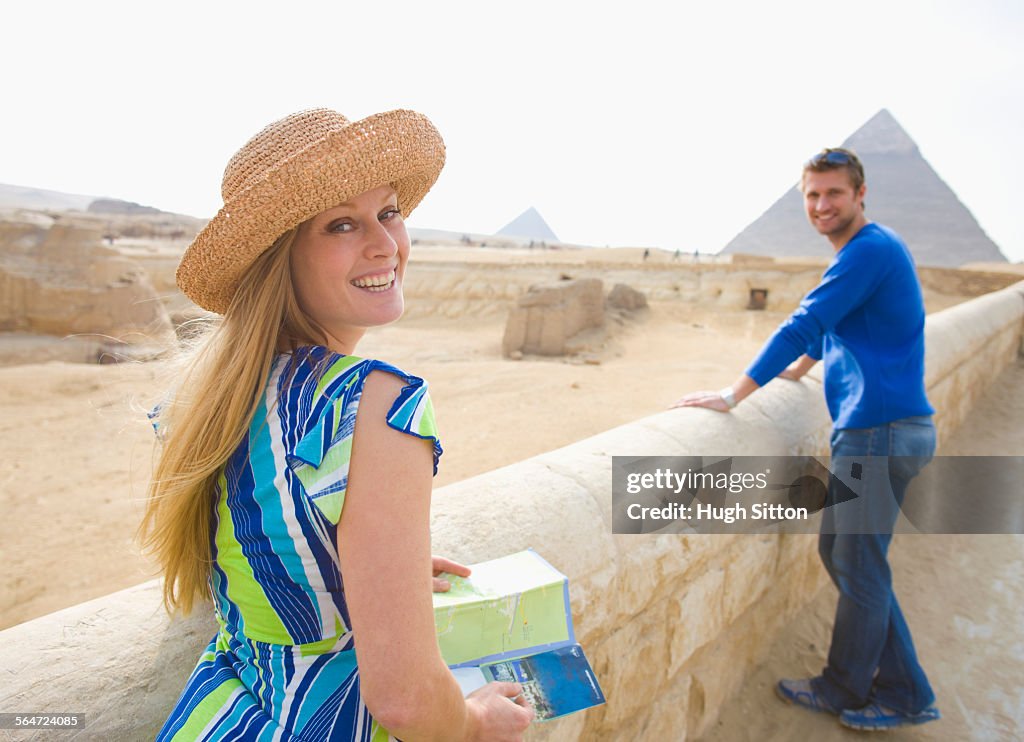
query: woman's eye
[
  {"left": 328, "top": 221, "right": 354, "bottom": 233},
  {"left": 380, "top": 208, "right": 402, "bottom": 221}
]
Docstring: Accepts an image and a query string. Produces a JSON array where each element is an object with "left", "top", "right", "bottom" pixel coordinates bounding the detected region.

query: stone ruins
[{"left": 502, "top": 278, "right": 648, "bottom": 357}]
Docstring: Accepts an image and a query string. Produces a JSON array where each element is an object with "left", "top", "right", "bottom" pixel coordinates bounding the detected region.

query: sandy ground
[
  {"left": 0, "top": 300, "right": 782, "bottom": 629},
  {"left": 0, "top": 252, "right": 1021, "bottom": 739},
  {"left": 698, "top": 356, "right": 1024, "bottom": 741}
]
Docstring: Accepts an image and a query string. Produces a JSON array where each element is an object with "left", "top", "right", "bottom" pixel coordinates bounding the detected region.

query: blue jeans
[{"left": 814, "top": 416, "right": 936, "bottom": 713}]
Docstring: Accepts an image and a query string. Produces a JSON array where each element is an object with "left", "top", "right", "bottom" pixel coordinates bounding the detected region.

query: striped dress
[{"left": 158, "top": 347, "right": 442, "bottom": 741}]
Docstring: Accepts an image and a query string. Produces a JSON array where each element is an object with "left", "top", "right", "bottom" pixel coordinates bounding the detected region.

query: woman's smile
[{"left": 350, "top": 268, "right": 398, "bottom": 292}]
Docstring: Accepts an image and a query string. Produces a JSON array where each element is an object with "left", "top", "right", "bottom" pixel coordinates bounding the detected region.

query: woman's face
[{"left": 290, "top": 185, "right": 410, "bottom": 353}]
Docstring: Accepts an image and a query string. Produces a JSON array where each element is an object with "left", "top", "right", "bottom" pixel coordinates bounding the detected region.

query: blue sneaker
[
  {"left": 840, "top": 702, "right": 941, "bottom": 730},
  {"left": 775, "top": 677, "right": 840, "bottom": 715}
]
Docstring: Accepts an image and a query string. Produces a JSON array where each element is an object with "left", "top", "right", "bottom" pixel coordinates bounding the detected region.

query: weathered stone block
[
  {"left": 431, "top": 458, "right": 614, "bottom": 582},
  {"left": 668, "top": 565, "right": 726, "bottom": 674},
  {"left": 502, "top": 278, "right": 604, "bottom": 356},
  {"left": 606, "top": 283, "right": 648, "bottom": 311},
  {"left": 590, "top": 601, "right": 672, "bottom": 728},
  {"left": 721, "top": 536, "right": 779, "bottom": 624},
  {"left": 0, "top": 219, "right": 174, "bottom": 346}
]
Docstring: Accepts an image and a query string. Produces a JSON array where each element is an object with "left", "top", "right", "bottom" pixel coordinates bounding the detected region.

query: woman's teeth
[{"left": 351, "top": 270, "right": 396, "bottom": 292}]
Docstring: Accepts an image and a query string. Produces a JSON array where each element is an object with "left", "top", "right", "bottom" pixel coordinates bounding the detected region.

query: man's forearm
[{"left": 780, "top": 354, "right": 819, "bottom": 381}]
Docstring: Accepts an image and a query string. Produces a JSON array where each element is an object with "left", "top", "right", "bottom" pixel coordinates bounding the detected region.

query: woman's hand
[
  {"left": 465, "top": 682, "right": 534, "bottom": 742},
  {"left": 432, "top": 555, "right": 471, "bottom": 592},
  {"left": 669, "top": 391, "right": 731, "bottom": 412}
]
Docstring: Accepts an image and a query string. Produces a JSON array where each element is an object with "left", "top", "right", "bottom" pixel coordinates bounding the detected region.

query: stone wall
[
  {"left": 402, "top": 259, "right": 828, "bottom": 316},
  {"left": 401, "top": 259, "right": 1019, "bottom": 318},
  {"left": 1, "top": 281, "right": 1021, "bottom": 740},
  {"left": 81, "top": 247, "right": 1019, "bottom": 322}
]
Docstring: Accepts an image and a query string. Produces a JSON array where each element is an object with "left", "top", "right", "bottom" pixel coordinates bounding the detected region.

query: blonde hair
[{"left": 138, "top": 228, "right": 326, "bottom": 614}]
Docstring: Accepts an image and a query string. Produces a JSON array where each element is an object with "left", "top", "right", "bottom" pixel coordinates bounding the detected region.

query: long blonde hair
[{"left": 139, "top": 227, "right": 326, "bottom": 615}]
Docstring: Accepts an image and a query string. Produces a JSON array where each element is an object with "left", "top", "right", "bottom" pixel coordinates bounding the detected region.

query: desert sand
[
  {"left": 1, "top": 245, "right": 1021, "bottom": 739},
  {"left": 0, "top": 292, "right": 783, "bottom": 629}
]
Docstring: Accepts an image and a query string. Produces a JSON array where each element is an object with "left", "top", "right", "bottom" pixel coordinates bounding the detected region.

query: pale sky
[{"left": 3, "top": 0, "right": 1022, "bottom": 261}]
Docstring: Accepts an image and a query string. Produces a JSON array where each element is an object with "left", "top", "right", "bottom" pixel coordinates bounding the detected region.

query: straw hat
[{"left": 176, "top": 108, "right": 446, "bottom": 314}]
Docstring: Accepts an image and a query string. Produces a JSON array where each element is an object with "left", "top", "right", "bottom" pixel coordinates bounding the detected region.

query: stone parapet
[{"left": 2, "top": 280, "right": 1020, "bottom": 740}]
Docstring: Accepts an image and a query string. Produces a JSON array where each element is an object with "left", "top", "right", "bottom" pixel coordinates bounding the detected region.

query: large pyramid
[
  {"left": 721, "top": 110, "right": 1006, "bottom": 266},
  {"left": 497, "top": 207, "right": 559, "bottom": 242}
]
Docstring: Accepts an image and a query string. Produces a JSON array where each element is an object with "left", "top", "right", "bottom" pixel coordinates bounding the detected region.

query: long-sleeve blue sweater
[{"left": 745, "top": 223, "right": 934, "bottom": 429}]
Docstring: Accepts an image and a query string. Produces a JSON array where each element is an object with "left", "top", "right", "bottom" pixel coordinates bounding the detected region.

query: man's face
[{"left": 801, "top": 168, "right": 866, "bottom": 241}]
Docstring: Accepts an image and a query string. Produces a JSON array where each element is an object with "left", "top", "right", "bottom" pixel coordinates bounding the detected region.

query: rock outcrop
[
  {"left": 501, "top": 279, "right": 650, "bottom": 357},
  {"left": 502, "top": 278, "right": 605, "bottom": 356},
  {"left": 606, "top": 283, "right": 648, "bottom": 311},
  {"left": 0, "top": 215, "right": 174, "bottom": 348},
  {"left": 87, "top": 198, "right": 162, "bottom": 215}
]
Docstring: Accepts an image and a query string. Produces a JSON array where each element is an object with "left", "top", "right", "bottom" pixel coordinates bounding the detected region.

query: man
[{"left": 673, "top": 148, "right": 940, "bottom": 731}]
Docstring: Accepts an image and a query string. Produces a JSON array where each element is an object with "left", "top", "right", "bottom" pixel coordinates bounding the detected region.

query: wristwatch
[{"left": 718, "top": 386, "right": 737, "bottom": 409}]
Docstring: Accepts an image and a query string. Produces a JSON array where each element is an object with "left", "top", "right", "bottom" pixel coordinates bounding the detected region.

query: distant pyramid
[
  {"left": 721, "top": 109, "right": 1007, "bottom": 266},
  {"left": 497, "top": 207, "right": 559, "bottom": 242}
]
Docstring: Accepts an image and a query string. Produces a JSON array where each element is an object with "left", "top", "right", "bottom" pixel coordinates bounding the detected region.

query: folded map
[{"left": 433, "top": 549, "right": 605, "bottom": 721}]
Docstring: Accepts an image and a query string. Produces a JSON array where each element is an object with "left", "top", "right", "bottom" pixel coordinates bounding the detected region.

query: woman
[{"left": 140, "top": 108, "right": 533, "bottom": 741}]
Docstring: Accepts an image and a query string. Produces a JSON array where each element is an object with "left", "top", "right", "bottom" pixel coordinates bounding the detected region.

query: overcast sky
[{"left": 3, "top": 0, "right": 1022, "bottom": 261}]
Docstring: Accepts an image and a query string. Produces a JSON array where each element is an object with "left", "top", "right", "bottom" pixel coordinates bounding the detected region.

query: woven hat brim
[{"left": 176, "top": 109, "right": 445, "bottom": 314}]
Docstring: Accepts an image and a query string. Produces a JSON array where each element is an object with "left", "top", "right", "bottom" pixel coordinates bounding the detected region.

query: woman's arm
[{"left": 339, "top": 370, "right": 531, "bottom": 741}]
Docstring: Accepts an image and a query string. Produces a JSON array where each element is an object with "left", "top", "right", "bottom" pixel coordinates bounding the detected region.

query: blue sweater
[{"left": 745, "top": 223, "right": 934, "bottom": 429}]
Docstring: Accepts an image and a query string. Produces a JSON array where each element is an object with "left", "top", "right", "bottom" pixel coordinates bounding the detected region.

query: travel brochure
[{"left": 433, "top": 549, "right": 605, "bottom": 721}]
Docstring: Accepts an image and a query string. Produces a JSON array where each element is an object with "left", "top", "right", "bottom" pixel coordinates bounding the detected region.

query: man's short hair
[{"left": 802, "top": 147, "right": 865, "bottom": 192}]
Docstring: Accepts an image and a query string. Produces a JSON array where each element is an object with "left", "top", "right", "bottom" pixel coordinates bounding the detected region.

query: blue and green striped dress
[{"left": 157, "top": 346, "right": 442, "bottom": 741}]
